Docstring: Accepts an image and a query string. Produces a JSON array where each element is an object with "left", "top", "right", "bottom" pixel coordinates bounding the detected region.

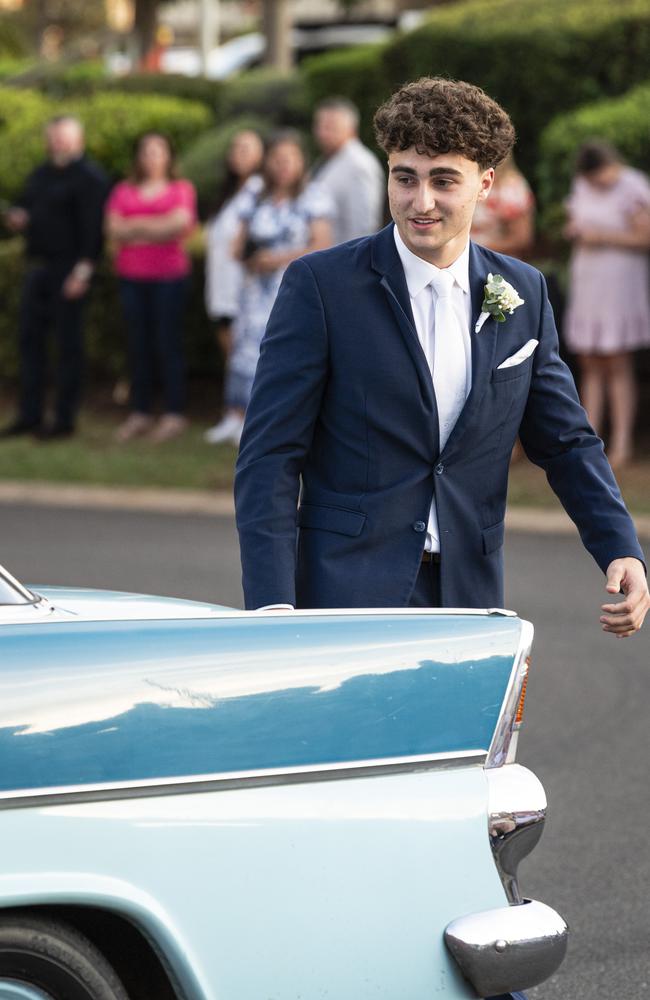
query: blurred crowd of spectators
[{"left": 1, "top": 101, "right": 649, "bottom": 466}]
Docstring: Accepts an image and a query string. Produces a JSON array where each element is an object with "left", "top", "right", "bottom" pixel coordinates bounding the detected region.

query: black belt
[{"left": 421, "top": 551, "right": 441, "bottom": 564}]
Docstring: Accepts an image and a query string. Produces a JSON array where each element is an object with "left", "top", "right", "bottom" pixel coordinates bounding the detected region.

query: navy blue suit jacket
[{"left": 235, "top": 224, "right": 644, "bottom": 609}]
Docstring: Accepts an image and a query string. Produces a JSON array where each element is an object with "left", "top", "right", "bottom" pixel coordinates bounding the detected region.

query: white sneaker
[{"left": 204, "top": 413, "right": 244, "bottom": 445}]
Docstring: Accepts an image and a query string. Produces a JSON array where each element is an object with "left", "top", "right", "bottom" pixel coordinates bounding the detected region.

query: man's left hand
[{"left": 601, "top": 558, "right": 650, "bottom": 638}]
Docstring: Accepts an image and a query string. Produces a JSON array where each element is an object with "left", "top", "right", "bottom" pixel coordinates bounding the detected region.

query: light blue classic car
[{"left": 0, "top": 563, "right": 567, "bottom": 1000}]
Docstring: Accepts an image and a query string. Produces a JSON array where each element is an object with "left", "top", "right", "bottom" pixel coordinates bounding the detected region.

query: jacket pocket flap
[
  {"left": 482, "top": 520, "right": 505, "bottom": 555},
  {"left": 298, "top": 504, "right": 366, "bottom": 537}
]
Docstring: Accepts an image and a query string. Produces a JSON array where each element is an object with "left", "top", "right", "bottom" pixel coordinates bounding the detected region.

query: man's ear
[{"left": 478, "top": 167, "right": 495, "bottom": 200}]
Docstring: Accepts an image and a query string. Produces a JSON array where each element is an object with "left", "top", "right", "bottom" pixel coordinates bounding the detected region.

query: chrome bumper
[{"left": 444, "top": 898, "right": 568, "bottom": 996}]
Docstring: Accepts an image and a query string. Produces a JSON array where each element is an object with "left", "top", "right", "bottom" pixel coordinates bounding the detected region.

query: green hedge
[
  {"left": 538, "top": 82, "right": 650, "bottom": 227},
  {"left": 0, "top": 14, "right": 26, "bottom": 58},
  {"left": 218, "top": 67, "right": 310, "bottom": 127},
  {"left": 4, "top": 59, "right": 110, "bottom": 97},
  {"left": 0, "top": 88, "right": 213, "bottom": 198},
  {"left": 5, "top": 62, "right": 306, "bottom": 125},
  {"left": 72, "top": 92, "right": 213, "bottom": 178},
  {"left": 0, "top": 89, "right": 56, "bottom": 197},
  {"left": 302, "top": 0, "right": 650, "bottom": 186},
  {"left": 302, "top": 43, "right": 392, "bottom": 152},
  {"left": 102, "top": 71, "right": 224, "bottom": 113}
]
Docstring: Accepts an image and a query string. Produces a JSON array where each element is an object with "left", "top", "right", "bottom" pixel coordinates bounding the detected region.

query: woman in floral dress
[{"left": 206, "top": 130, "right": 333, "bottom": 446}]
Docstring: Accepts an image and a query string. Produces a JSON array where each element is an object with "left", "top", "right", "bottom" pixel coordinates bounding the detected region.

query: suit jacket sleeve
[
  {"left": 234, "top": 257, "right": 329, "bottom": 609},
  {"left": 519, "top": 271, "right": 645, "bottom": 574}
]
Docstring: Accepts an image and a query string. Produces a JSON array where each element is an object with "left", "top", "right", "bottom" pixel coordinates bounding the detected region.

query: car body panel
[
  {"left": 0, "top": 602, "right": 521, "bottom": 794},
  {"left": 0, "top": 769, "right": 505, "bottom": 999},
  {"left": 0, "top": 584, "right": 563, "bottom": 998}
]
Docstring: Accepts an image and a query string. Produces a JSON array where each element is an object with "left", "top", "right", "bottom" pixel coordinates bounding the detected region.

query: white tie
[{"left": 430, "top": 269, "right": 468, "bottom": 451}]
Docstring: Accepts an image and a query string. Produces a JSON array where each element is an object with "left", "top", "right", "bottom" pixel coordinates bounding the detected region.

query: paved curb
[
  {"left": 0, "top": 479, "right": 648, "bottom": 538},
  {"left": 0, "top": 481, "right": 234, "bottom": 516}
]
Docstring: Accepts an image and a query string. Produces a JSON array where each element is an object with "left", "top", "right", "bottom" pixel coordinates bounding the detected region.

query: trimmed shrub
[
  {"left": 538, "top": 82, "right": 650, "bottom": 226},
  {"left": 0, "top": 89, "right": 54, "bottom": 198},
  {"left": 301, "top": 43, "right": 391, "bottom": 152},
  {"left": 6, "top": 64, "right": 306, "bottom": 128},
  {"left": 219, "top": 67, "right": 310, "bottom": 128},
  {"left": 0, "top": 86, "right": 51, "bottom": 129},
  {"left": 102, "top": 72, "right": 224, "bottom": 114},
  {"left": 0, "top": 58, "right": 32, "bottom": 80},
  {"left": 0, "top": 14, "right": 26, "bottom": 58},
  {"left": 386, "top": 0, "right": 650, "bottom": 178},
  {"left": 71, "top": 92, "right": 213, "bottom": 179},
  {"left": 0, "top": 88, "right": 213, "bottom": 198},
  {"left": 179, "top": 114, "right": 269, "bottom": 217},
  {"left": 20, "top": 59, "right": 110, "bottom": 97}
]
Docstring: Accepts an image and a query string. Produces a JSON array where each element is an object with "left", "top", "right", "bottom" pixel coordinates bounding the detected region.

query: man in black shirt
[{"left": 1, "top": 115, "right": 108, "bottom": 438}]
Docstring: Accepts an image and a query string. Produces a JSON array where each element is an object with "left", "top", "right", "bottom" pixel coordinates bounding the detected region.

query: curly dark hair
[{"left": 374, "top": 78, "right": 515, "bottom": 170}]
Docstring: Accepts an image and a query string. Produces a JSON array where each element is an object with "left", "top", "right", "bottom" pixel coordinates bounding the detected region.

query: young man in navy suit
[{"left": 235, "top": 78, "right": 648, "bottom": 636}]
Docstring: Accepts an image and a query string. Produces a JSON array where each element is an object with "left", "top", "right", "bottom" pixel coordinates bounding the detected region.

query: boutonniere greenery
[{"left": 475, "top": 273, "right": 525, "bottom": 333}]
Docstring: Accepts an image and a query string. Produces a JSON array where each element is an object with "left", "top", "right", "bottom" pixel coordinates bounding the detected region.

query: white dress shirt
[{"left": 393, "top": 227, "right": 472, "bottom": 552}]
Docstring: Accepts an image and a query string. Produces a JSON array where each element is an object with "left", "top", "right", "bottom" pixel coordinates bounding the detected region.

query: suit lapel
[
  {"left": 441, "top": 242, "right": 498, "bottom": 456},
  {"left": 371, "top": 225, "right": 437, "bottom": 415}
]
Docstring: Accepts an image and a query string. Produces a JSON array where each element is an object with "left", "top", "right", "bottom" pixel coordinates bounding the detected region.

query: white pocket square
[{"left": 496, "top": 339, "right": 538, "bottom": 369}]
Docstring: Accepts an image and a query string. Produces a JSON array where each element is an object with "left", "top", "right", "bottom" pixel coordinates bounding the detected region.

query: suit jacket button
[
  {"left": 413, "top": 521, "right": 426, "bottom": 532},
  {"left": 435, "top": 463, "right": 444, "bottom": 475}
]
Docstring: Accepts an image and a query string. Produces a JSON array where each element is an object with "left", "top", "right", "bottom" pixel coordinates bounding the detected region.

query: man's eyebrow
[{"left": 390, "top": 165, "right": 464, "bottom": 177}]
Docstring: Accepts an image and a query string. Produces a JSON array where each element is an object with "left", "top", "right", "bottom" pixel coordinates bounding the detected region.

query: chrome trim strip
[
  {"left": 486, "top": 619, "right": 534, "bottom": 768},
  {"left": 2, "top": 602, "right": 518, "bottom": 626},
  {"left": 444, "top": 898, "right": 568, "bottom": 996},
  {"left": 0, "top": 750, "right": 487, "bottom": 810}
]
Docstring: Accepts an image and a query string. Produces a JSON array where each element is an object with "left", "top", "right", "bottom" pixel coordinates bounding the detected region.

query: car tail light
[
  {"left": 486, "top": 620, "right": 533, "bottom": 769},
  {"left": 514, "top": 656, "right": 531, "bottom": 726}
]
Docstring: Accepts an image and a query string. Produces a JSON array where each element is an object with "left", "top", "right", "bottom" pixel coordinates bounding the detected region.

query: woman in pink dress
[
  {"left": 105, "top": 132, "right": 197, "bottom": 442},
  {"left": 564, "top": 141, "right": 650, "bottom": 468}
]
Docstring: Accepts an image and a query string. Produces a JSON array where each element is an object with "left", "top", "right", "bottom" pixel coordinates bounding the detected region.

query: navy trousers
[
  {"left": 119, "top": 277, "right": 187, "bottom": 415},
  {"left": 409, "top": 559, "right": 442, "bottom": 607},
  {"left": 18, "top": 263, "right": 86, "bottom": 429}
]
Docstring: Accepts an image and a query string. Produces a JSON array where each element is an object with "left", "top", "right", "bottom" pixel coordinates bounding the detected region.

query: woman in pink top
[{"left": 105, "top": 132, "right": 197, "bottom": 442}]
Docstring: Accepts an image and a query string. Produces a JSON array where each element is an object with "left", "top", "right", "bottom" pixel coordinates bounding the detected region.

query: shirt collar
[{"left": 393, "top": 225, "right": 470, "bottom": 298}]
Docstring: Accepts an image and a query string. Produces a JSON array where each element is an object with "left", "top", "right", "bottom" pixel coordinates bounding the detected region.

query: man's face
[
  {"left": 387, "top": 148, "right": 494, "bottom": 267},
  {"left": 313, "top": 109, "right": 355, "bottom": 157},
  {"left": 46, "top": 120, "right": 84, "bottom": 166}
]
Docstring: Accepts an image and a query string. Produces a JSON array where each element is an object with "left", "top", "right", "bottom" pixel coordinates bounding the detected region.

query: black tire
[{"left": 0, "top": 914, "right": 129, "bottom": 1000}]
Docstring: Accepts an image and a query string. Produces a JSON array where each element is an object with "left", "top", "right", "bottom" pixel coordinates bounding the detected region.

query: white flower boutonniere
[{"left": 475, "top": 273, "right": 525, "bottom": 333}]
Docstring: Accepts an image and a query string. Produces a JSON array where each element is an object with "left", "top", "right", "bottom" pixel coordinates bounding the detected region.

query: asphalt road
[{"left": 1, "top": 502, "right": 649, "bottom": 1000}]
